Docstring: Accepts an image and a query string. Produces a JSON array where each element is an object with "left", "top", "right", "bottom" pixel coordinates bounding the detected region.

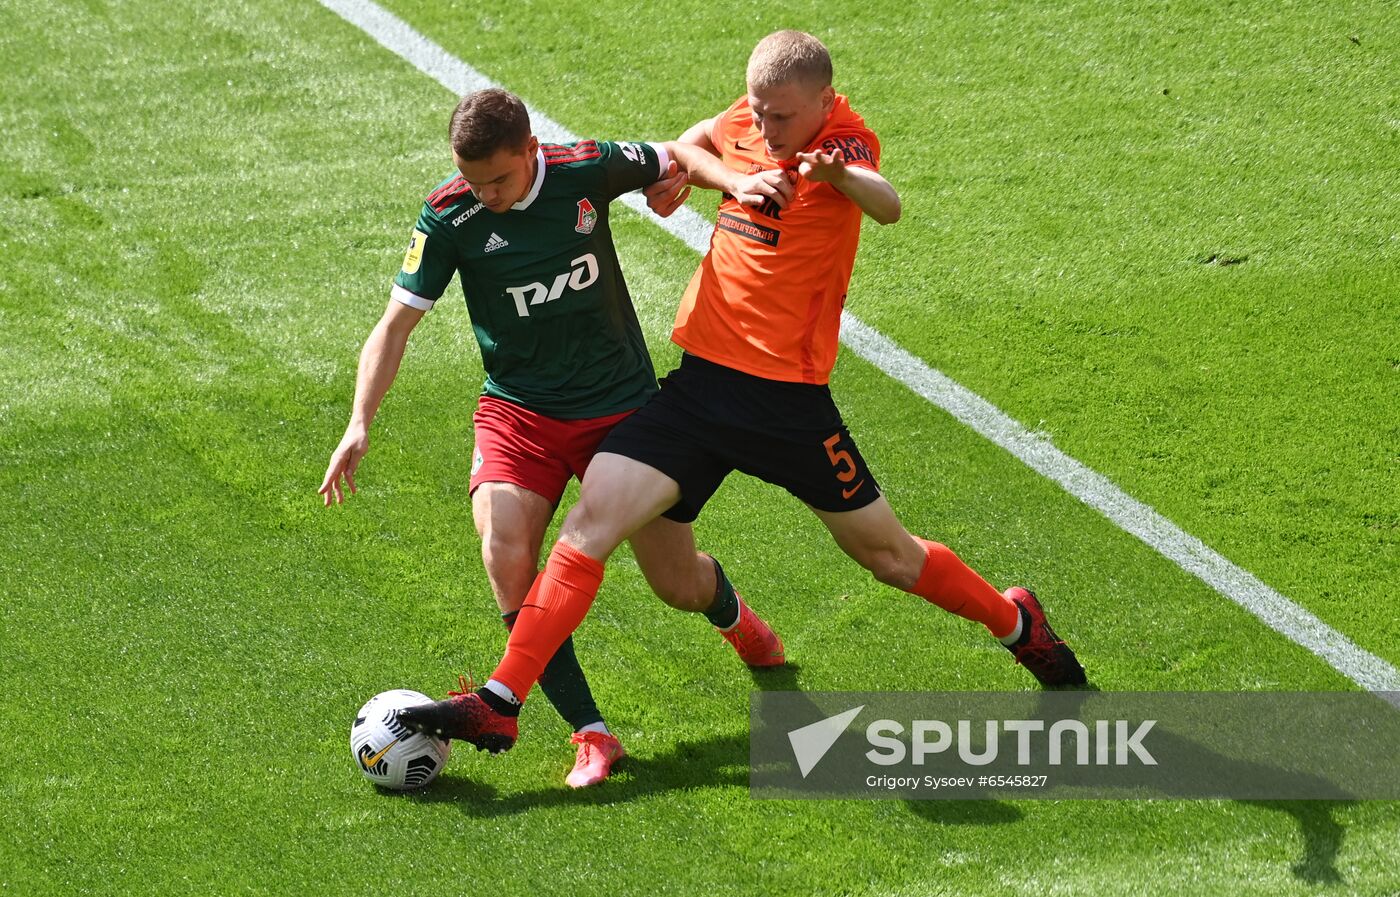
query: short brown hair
[
  {"left": 746, "top": 30, "right": 833, "bottom": 91},
  {"left": 449, "top": 88, "right": 532, "bottom": 160}
]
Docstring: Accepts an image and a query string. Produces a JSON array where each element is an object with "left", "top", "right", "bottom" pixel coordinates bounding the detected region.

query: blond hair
[{"left": 746, "top": 30, "right": 833, "bottom": 91}]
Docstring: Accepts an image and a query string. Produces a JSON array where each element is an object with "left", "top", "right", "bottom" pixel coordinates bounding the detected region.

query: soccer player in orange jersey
[{"left": 400, "top": 32, "right": 1087, "bottom": 754}]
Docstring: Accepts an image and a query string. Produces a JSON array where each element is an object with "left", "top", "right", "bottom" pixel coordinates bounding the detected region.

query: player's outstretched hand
[
  {"left": 732, "top": 169, "right": 795, "bottom": 209},
  {"left": 319, "top": 426, "right": 369, "bottom": 507},
  {"left": 644, "top": 160, "right": 691, "bottom": 218},
  {"left": 796, "top": 148, "right": 847, "bottom": 184}
]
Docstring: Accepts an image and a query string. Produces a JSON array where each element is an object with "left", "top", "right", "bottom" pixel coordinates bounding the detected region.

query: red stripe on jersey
[
  {"left": 544, "top": 140, "right": 598, "bottom": 155},
  {"left": 427, "top": 175, "right": 466, "bottom": 206},
  {"left": 543, "top": 140, "right": 600, "bottom": 165},
  {"left": 545, "top": 151, "right": 601, "bottom": 166},
  {"left": 542, "top": 151, "right": 601, "bottom": 162},
  {"left": 429, "top": 186, "right": 473, "bottom": 212},
  {"left": 428, "top": 183, "right": 473, "bottom": 212}
]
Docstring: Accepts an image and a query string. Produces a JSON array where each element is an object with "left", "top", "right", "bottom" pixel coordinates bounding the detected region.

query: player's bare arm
[
  {"left": 646, "top": 115, "right": 772, "bottom": 216},
  {"left": 796, "top": 147, "right": 902, "bottom": 224},
  {"left": 642, "top": 116, "right": 719, "bottom": 217},
  {"left": 676, "top": 115, "right": 719, "bottom": 153},
  {"left": 664, "top": 138, "right": 795, "bottom": 210},
  {"left": 319, "top": 298, "right": 426, "bottom": 506}
]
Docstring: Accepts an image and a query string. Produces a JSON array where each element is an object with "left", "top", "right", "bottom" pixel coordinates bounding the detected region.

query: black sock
[
  {"left": 703, "top": 558, "right": 741, "bottom": 629},
  {"left": 501, "top": 610, "right": 602, "bottom": 731}
]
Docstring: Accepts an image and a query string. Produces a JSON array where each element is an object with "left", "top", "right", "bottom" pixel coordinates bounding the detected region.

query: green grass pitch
[{"left": 2, "top": 0, "right": 1397, "bottom": 894}]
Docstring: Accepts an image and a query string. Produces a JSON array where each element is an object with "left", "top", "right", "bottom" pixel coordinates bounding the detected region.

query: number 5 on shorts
[{"left": 823, "top": 433, "right": 857, "bottom": 483}]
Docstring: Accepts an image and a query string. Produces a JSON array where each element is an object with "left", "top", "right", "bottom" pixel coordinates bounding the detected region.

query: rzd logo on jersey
[
  {"left": 575, "top": 198, "right": 597, "bottom": 235},
  {"left": 505, "top": 253, "right": 599, "bottom": 317}
]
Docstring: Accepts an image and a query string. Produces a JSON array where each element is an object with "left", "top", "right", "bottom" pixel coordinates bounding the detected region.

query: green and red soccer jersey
[{"left": 393, "top": 140, "right": 671, "bottom": 419}]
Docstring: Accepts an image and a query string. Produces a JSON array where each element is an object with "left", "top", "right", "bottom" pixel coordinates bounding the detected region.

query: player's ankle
[
  {"left": 998, "top": 604, "right": 1028, "bottom": 646},
  {"left": 703, "top": 557, "right": 742, "bottom": 629},
  {"left": 479, "top": 680, "right": 522, "bottom": 716}
]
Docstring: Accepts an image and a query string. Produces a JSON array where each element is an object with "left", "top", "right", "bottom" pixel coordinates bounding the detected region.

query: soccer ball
[{"left": 351, "top": 689, "right": 451, "bottom": 790}]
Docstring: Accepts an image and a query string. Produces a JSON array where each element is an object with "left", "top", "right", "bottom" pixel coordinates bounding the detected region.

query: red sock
[
  {"left": 490, "top": 541, "right": 604, "bottom": 700},
  {"left": 909, "top": 539, "right": 1018, "bottom": 638}
]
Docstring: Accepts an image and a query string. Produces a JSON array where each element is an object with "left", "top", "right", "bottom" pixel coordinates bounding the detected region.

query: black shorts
[{"left": 597, "top": 353, "right": 882, "bottom": 523}]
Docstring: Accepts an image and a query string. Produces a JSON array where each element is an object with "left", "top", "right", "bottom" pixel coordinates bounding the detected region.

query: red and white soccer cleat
[
  {"left": 719, "top": 599, "right": 786, "bottom": 667},
  {"left": 564, "top": 730, "right": 626, "bottom": 788},
  {"left": 1003, "top": 587, "right": 1088, "bottom": 687}
]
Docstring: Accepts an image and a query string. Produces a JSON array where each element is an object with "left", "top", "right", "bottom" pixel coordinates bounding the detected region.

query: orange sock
[
  {"left": 909, "top": 539, "right": 1018, "bottom": 639},
  {"left": 490, "top": 541, "right": 604, "bottom": 700}
]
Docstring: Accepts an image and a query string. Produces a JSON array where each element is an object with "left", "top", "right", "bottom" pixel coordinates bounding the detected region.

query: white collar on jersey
[{"left": 511, "top": 148, "right": 547, "bottom": 211}]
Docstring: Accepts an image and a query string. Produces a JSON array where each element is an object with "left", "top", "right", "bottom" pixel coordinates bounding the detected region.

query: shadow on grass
[
  {"left": 1243, "top": 800, "right": 1347, "bottom": 886},
  {"left": 395, "top": 665, "right": 808, "bottom": 816},
  {"left": 404, "top": 727, "right": 751, "bottom": 816},
  {"left": 388, "top": 670, "right": 1353, "bottom": 883},
  {"left": 751, "top": 663, "right": 1026, "bottom": 827},
  {"left": 1040, "top": 685, "right": 1353, "bottom": 885}
]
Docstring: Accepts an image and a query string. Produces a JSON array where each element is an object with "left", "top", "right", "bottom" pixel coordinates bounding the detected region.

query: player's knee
[
  {"left": 558, "top": 497, "right": 626, "bottom": 559},
  {"left": 480, "top": 531, "right": 536, "bottom": 584}
]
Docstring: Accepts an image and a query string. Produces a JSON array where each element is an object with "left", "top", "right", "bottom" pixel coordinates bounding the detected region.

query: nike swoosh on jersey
[{"left": 842, "top": 480, "right": 866, "bottom": 500}]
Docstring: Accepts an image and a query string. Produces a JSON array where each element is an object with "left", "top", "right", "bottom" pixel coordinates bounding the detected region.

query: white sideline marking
[{"left": 315, "top": 0, "right": 1400, "bottom": 693}]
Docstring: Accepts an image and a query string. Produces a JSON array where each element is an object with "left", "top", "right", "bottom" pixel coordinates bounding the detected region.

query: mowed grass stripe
[{"left": 314, "top": 0, "right": 1399, "bottom": 693}]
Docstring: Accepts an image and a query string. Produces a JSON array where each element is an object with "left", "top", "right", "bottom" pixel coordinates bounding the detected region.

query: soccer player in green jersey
[{"left": 319, "top": 89, "right": 784, "bottom": 788}]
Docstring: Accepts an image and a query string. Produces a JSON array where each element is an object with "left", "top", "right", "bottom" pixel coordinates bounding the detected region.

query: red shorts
[{"left": 469, "top": 395, "right": 636, "bottom": 504}]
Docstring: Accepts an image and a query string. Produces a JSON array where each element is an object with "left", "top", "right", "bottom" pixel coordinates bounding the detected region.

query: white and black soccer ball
[{"left": 351, "top": 689, "right": 451, "bottom": 790}]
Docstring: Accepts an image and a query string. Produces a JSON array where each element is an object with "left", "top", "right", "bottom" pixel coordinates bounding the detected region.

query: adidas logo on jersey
[{"left": 484, "top": 233, "right": 509, "bottom": 253}]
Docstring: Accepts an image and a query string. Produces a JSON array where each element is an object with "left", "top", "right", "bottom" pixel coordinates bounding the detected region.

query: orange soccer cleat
[{"left": 719, "top": 599, "right": 786, "bottom": 668}]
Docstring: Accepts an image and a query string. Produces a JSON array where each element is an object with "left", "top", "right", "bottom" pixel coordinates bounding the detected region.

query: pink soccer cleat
[{"left": 565, "top": 730, "right": 626, "bottom": 788}]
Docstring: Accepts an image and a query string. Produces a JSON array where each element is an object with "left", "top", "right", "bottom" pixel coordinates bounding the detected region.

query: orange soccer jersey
[{"left": 671, "top": 94, "right": 881, "bottom": 385}]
